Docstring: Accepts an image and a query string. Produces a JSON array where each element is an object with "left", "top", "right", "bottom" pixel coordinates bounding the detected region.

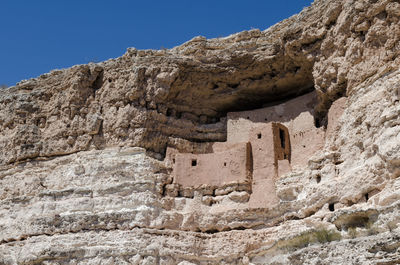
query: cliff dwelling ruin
[
  {"left": 3, "top": 0, "right": 400, "bottom": 262},
  {"left": 165, "top": 91, "right": 346, "bottom": 208}
]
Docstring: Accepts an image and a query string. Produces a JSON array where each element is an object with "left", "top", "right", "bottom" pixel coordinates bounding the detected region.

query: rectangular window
[{"left": 191, "top": 159, "right": 197, "bottom": 166}]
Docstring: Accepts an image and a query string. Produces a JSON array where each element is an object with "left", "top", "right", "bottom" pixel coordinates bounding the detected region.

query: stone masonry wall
[
  {"left": 172, "top": 142, "right": 252, "bottom": 188},
  {"left": 2, "top": 0, "right": 400, "bottom": 263}
]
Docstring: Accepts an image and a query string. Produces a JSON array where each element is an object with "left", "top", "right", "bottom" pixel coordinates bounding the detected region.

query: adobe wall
[
  {"left": 248, "top": 123, "right": 275, "bottom": 178},
  {"left": 164, "top": 92, "right": 348, "bottom": 211},
  {"left": 172, "top": 142, "right": 252, "bottom": 188},
  {"left": 288, "top": 111, "right": 325, "bottom": 169},
  {"left": 227, "top": 91, "right": 318, "bottom": 143},
  {"left": 227, "top": 91, "right": 325, "bottom": 170},
  {"left": 168, "top": 121, "right": 290, "bottom": 209},
  {"left": 166, "top": 91, "right": 335, "bottom": 208}
]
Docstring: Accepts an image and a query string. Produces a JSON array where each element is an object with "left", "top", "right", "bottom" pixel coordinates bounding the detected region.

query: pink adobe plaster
[
  {"left": 227, "top": 91, "right": 318, "bottom": 144},
  {"left": 228, "top": 91, "right": 325, "bottom": 170},
  {"left": 166, "top": 90, "right": 331, "bottom": 209},
  {"left": 172, "top": 142, "right": 252, "bottom": 188}
]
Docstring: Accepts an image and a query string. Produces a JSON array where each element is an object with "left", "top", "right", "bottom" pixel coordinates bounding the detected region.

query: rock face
[{"left": 1, "top": 0, "right": 400, "bottom": 264}]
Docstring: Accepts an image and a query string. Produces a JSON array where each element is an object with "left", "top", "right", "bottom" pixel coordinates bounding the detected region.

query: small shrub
[
  {"left": 348, "top": 227, "right": 358, "bottom": 238},
  {"left": 387, "top": 221, "right": 397, "bottom": 232},
  {"left": 315, "top": 229, "right": 342, "bottom": 243},
  {"left": 284, "top": 233, "right": 313, "bottom": 250},
  {"left": 366, "top": 221, "right": 379, "bottom": 235},
  {"left": 280, "top": 228, "right": 342, "bottom": 251}
]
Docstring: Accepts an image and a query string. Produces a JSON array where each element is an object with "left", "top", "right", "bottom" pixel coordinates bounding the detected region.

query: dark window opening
[
  {"left": 365, "top": 193, "right": 369, "bottom": 201},
  {"left": 172, "top": 158, "right": 175, "bottom": 164},
  {"left": 316, "top": 175, "right": 321, "bottom": 183},
  {"left": 283, "top": 154, "right": 288, "bottom": 160},
  {"left": 329, "top": 203, "right": 335, "bottom": 212},
  {"left": 315, "top": 118, "right": 321, "bottom": 128},
  {"left": 257, "top": 133, "right": 262, "bottom": 139},
  {"left": 279, "top": 129, "right": 285, "bottom": 148},
  {"left": 191, "top": 159, "right": 197, "bottom": 166},
  {"left": 246, "top": 116, "right": 250, "bottom": 120},
  {"left": 108, "top": 78, "right": 112, "bottom": 83},
  {"left": 223, "top": 162, "right": 227, "bottom": 167}
]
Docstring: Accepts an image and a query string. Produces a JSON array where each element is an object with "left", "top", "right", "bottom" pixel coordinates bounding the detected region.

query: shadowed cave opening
[
  {"left": 166, "top": 85, "right": 331, "bottom": 133},
  {"left": 217, "top": 85, "right": 315, "bottom": 116},
  {"left": 157, "top": 85, "right": 324, "bottom": 160},
  {"left": 218, "top": 85, "right": 330, "bottom": 130},
  {"left": 159, "top": 44, "right": 350, "bottom": 142},
  {"left": 91, "top": 70, "right": 104, "bottom": 94},
  {"left": 165, "top": 61, "right": 320, "bottom": 126},
  {"left": 155, "top": 55, "right": 348, "bottom": 160},
  {"left": 316, "top": 174, "right": 321, "bottom": 183}
]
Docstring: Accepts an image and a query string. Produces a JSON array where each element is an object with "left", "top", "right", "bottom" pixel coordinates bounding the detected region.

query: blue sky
[{"left": 0, "top": 0, "right": 313, "bottom": 86}]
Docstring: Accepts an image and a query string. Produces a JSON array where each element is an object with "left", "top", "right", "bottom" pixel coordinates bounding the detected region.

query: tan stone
[
  {"left": 172, "top": 142, "right": 251, "bottom": 188},
  {"left": 228, "top": 91, "right": 325, "bottom": 170},
  {"left": 249, "top": 177, "right": 279, "bottom": 208},
  {"left": 2, "top": 0, "right": 400, "bottom": 263},
  {"left": 326, "top": 97, "right": 347, "bottom": 141}
]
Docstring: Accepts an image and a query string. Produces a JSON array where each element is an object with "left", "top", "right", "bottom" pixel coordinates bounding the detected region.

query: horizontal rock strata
[{"left": 1, "top": 0, "right": 400, "bottom": 264}]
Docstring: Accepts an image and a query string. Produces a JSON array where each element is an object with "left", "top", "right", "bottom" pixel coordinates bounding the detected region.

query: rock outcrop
[{"left": 1, "top": 0, "right": 400, "bottom": 264}]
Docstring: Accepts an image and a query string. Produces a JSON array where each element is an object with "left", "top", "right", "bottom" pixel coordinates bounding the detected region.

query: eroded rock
[{"left": 1, "top": 0, "right": 400, "bottom": 264}]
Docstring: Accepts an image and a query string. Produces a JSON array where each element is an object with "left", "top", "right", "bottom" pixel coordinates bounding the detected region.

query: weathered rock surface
[{"left": 1, "top": 0, "right": 400, "bottom": 264}]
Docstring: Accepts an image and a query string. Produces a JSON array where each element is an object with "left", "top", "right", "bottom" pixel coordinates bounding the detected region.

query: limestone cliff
[{"left": 1, "top": 0, "right": 400, "bottom": 264}]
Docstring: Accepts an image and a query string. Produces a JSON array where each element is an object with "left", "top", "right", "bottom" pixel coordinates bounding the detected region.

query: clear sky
[{"left": 0, "top": 0, "right": 313, "bottom": 86}]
